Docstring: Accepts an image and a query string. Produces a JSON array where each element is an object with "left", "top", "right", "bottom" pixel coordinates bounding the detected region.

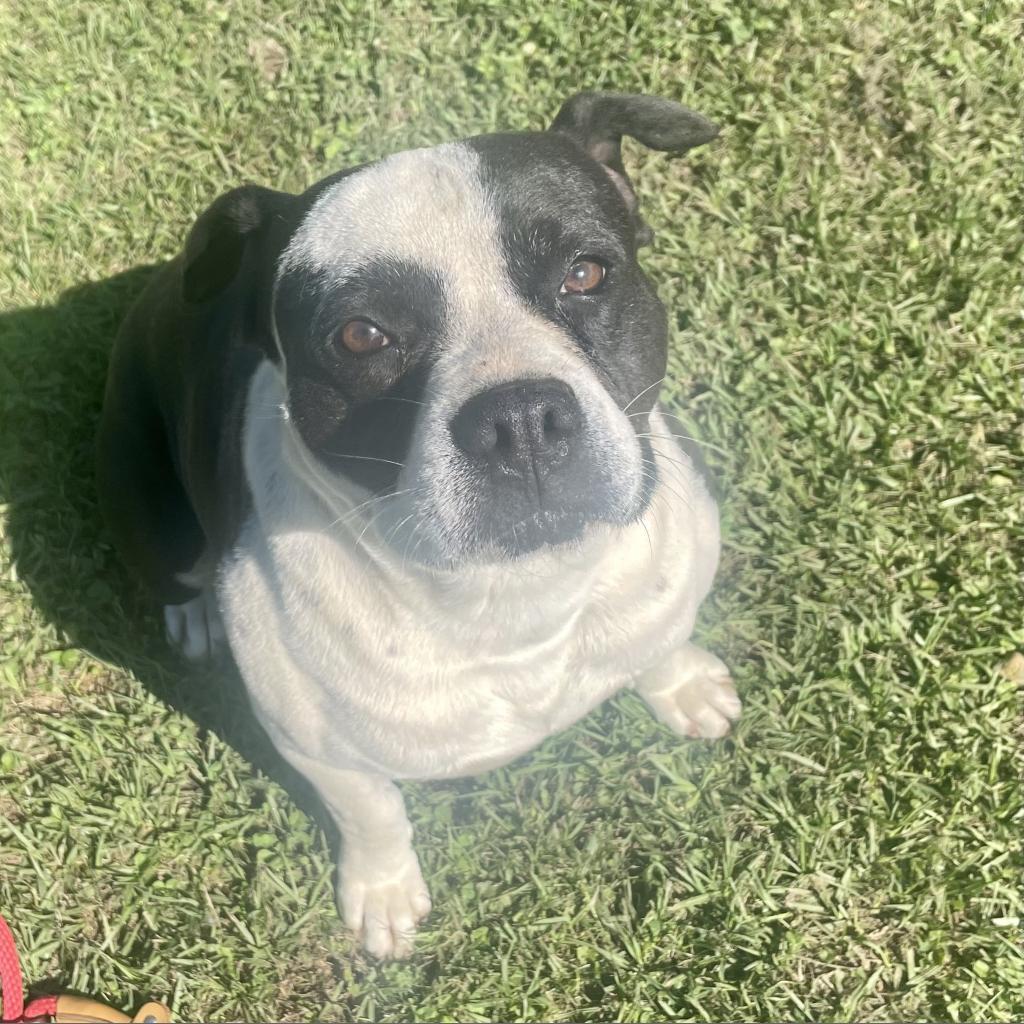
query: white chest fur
[{"left": 217, "top": 363, "right": 720, "bottom": 780}]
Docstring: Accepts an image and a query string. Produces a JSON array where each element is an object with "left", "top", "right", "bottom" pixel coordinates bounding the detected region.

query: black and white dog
[{"left": 97, "top": 92, "right": 740, "bottom": 958}]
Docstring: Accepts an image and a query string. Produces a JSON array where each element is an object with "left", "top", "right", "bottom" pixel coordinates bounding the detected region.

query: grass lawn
[{"left": 1, "top": 1, "right": 1022, "bottom": 1020}]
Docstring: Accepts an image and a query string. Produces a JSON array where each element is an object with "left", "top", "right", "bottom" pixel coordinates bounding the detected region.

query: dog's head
[{"left": 182, "top": 93, "right": 718, "bottom": 566}]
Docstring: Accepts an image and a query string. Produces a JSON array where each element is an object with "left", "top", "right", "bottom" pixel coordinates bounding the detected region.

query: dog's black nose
[{"left": 450, "top": 378, "right": 582, "bottom": 493}]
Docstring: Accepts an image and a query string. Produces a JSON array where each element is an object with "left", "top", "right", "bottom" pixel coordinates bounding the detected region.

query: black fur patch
[
  {"left": 468, "top": 133, "right": 669, "bottom": 422},
  {"left": 274, "top": 256, "right": 449, "bottom": 492}
]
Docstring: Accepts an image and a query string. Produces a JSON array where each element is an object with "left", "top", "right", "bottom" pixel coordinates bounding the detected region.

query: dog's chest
[{"left": 218, "top": 510, "right": 696, "bottom": 780}]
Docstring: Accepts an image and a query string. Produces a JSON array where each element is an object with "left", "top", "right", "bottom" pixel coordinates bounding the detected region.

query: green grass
[{"left": 1, "top": 1, "right": 1022, "bottom": 1020}]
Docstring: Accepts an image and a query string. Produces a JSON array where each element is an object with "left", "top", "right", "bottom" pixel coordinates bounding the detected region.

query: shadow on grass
[{"left": 0, "top": 269, "right": 327, "bottom": 829}]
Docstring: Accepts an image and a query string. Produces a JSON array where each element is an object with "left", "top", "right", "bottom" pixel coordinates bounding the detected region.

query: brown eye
[
  {"left": 561, "top": 259, "right": 606, "bottom": 295},
  {"left": 340, "top": 319, "right": 390, "bottom": 354}
]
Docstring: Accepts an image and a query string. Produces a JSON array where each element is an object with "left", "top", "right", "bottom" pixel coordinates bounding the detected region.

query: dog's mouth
[
  {"left": 485, "top": 460, "right": 657, "bottom": 559},
  {"left": 421, "top": 457, "right": 654, "bottom": 564},
  {"left": 488, "top": 506, "right": 590, "bottom": 557}
]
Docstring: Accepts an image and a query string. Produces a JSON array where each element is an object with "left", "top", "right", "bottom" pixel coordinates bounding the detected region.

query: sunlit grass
[{"left": 1, "top": 1, "right": 1021, "bottom": 1019}]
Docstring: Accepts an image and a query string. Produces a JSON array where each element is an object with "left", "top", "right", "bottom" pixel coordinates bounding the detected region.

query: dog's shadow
[{"left": 0, "top": 269, "right": 326, "bottom": 827}]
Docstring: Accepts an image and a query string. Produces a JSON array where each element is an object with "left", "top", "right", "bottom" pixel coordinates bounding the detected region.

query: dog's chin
[
  {"left": 488, "top": 507, "right": 591, "bottom": 558},
  {"left": 376, "top": 461, "right": 655, "bottom": 571},
  {"left": 418, "top": 492, "right": 650, "bottom": 570}
]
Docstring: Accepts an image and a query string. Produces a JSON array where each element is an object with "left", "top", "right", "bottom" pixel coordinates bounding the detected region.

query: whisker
[
  {"left": 640, "top": 462, "right": 693, "bottom": 514},
  {"left": 628, "top": 408, "right": 709, "bottom": 431},
  {"left": 635, "top": 431, "right": 704, "bottom": 447},
  {"left": 352, "top": 497, "right": 403, "bottom": 555},
  {"left": 402, "top": 517, "right": 429, "bottom": 574},
  {"left": 341, "top": 487, "right": 428, "bottom": 582},
  {"left": 635, "top": 429, "right": 704, "bottom": 444},
  {"left": 638, "top": 516, "right": 655, "bottom": 562},
  {"left": 372, "top": 396, "right": 429, "bottom": 408},
  {"left": 322, "top": 452, "right": 407, "bottom": 469},
  {"left": 635, "top": 430, "right": 730, "bottom": 458},
  {"left": 627, "top": 412, "right": 700, "bottom": 435},
  {"left": 633, "top": 406, "right": 697, "bottom": 423},
  {"left": 621, "top": 376, "right": 667, "bottom": 414},
  {"left": 641, "top": 446, "right": 704, "bottom": 478},
  {"left": 324, "top": 488, "right": 413, "bottom": 533},
  {"left": 384, "top": 510, "right": 419, "bottom": 548}
]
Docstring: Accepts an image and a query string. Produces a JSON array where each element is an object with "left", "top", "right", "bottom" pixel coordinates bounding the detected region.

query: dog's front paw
[
  {"left": 163, "top": 589, "right": 226, "bottom": 662},
  {"left": 637, "top": 644, "right": 741, "bottom": 739},
  {"left": 339, "top": 848, "right": 432, "bottom": 959}
]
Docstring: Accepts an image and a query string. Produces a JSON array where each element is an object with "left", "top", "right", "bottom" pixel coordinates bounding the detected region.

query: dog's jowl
[{"left": 97, "top": 92, "right": 740, "bottom": 958}]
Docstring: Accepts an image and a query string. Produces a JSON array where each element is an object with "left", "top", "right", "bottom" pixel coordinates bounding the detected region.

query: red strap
[
  {"left": 20, "top": 999, "right": 57, "bottom": 1023},
  {"left": 0, "top": 914, "right": 56, "bottom": 1023},
  {"left": 0, "top": 914, "right": 25, "bottom": 1022}
]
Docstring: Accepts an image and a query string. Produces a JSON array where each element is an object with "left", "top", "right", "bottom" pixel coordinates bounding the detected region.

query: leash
[{"left": 0, "top": 913, "right": 170, "bottom": 1023}]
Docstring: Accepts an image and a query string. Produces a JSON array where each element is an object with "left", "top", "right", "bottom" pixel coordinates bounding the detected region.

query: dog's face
[
  {"left": 185, "top": 94, "right": 718, "bottom": 566},
  {"left": 274, "top": 133, "right": 668, "bottom": 564}
]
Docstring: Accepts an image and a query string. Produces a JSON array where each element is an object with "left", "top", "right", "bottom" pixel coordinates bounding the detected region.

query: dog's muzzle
[{"left": 448, "top": 376, "right": 611, "bottom": 554}]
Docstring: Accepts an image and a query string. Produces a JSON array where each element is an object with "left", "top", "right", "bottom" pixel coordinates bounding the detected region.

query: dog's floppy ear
[
  {"left": 550, "top": 92, "right": 719, "bottom": 245},
  {"left": 182, "top": 184, "right": 294, "bottom": 304}
]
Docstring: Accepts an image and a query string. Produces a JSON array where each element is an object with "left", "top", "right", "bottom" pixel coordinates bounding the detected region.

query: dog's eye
[
  {"left": 561, "top": 259, "right": 606, "bottom": 295},
  {"left": 340, "top": 319, "right": 390, "bottom": 354}
]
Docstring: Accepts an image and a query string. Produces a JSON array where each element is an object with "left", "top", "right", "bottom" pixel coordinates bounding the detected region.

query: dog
[{"left": 96, "top": 92, "right": 740, "bottom": 958}]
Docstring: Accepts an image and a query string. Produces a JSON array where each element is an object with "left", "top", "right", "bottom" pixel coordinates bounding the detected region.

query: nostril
[
  {"left": 541, "top": 400, "right": 578, "bottom": 442},
  {"left": 494, "top": 422, "right": 513, "bottom": 452}
]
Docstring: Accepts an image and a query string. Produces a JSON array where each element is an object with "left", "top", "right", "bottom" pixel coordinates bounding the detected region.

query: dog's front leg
[
  {"left": 282, "top": 749, "right": 430, "bottom": 958},
  {"left": 635, "top": 642, "right": 742, "bottom": 738}
]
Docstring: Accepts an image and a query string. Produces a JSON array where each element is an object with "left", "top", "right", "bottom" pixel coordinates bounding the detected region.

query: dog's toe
[
  {"left": 339, "top": 852, "right": 431, "bottom": 959},
  {"left": 639, "top": 646, "right": 741, "bottom": 740},
  {"left": 693, "top": 675, "right": 742, "bottom": 726},
  {"left": 164, "top": 590, "right": 227, "bottom": 662}
]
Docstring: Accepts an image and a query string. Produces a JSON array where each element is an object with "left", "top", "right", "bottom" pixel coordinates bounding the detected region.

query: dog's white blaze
[
  {"left": 279, "top": 143, "right": 643, "bottom": 561},
  {"left": 282, "top": 144, "right": 501, "bottom": 301}
]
